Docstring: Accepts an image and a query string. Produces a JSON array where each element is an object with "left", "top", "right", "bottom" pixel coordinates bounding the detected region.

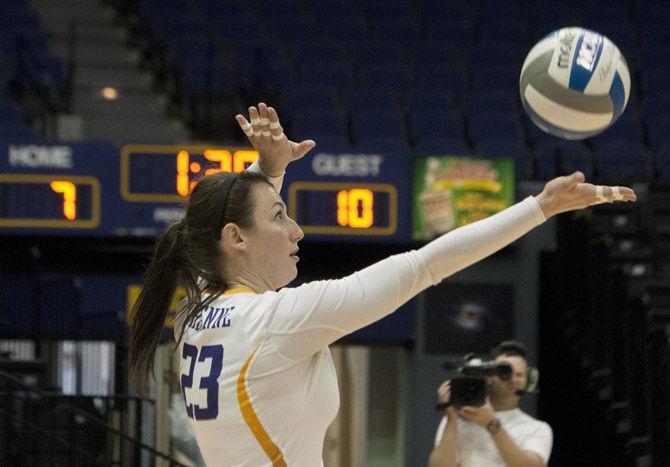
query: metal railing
[{"left": 0, "top": 369, "right": 186, "bottom": 467}]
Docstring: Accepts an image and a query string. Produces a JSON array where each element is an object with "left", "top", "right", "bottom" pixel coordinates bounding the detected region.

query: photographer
[{"left": 429, "top": 341, "right": 552, "bottom": 467}]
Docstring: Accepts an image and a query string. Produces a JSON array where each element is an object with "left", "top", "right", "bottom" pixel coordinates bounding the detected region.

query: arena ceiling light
[{"left": 100, "top": 86, "right": 119, "bottom": 100}]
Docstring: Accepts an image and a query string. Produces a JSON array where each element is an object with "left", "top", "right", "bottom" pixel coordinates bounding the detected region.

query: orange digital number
[
  {"left": 337, "top": 189, "right": 374, "bottom": 228},
  {"left": 50, "top": 180, "right": 77, "bottom": 221},
  {"left": 176, "top": 150, "right": 191, "bottom": 196},
  {"left": 176, "top": 149, "right": 259, "bottom": 196},
  {"left": 203, "top": 149, "right": 232, "bottom": 175},
  {"left": 232, "top": 150, "right": 258, "bottom": 172}
]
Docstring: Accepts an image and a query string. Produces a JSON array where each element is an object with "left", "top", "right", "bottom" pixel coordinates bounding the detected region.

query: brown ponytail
[
  {"left": 129, "top": 221, "right": 183, "bottom": 396},
  {"left": 129, "top": 170, "right": 272, "bottom": 397}
]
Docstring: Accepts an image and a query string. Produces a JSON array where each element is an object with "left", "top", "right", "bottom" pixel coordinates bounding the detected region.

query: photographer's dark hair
[
  {"left": 490, "top": 340, "right": 530, "bottom": 361},
  {"left": 129, "top": 171, "right": 272, "bottom": 397}
]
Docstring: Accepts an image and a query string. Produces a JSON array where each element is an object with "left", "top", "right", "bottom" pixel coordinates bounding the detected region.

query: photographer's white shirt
[{"left": 434, "top": 408, "right": 553, "bottom": 466}]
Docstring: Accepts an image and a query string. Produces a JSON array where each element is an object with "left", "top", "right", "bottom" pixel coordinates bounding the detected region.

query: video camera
[
  {"left": 437, "top": 355, "right": 513, "bottom": 409},
  {"left": 450, "top": 357, "right": 513, "bottom": 407}
]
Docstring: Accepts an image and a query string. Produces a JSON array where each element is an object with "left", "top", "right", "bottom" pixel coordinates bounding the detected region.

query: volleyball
[{"left": 519, "top": 27, "right": 630, "bottom": 140}]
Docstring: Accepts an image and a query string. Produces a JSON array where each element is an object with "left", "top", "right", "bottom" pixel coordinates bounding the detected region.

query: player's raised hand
[
  {"left": 535, "top": 171, "right": 637, "bottom": 218},
  {"left": 235, "top": 103, "right": 316, "bottom": 177}
]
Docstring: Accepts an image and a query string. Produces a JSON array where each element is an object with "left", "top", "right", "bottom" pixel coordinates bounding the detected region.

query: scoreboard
[
  {"left": 0, "top": 142, "right": 412, "bottom": 243},
  {"left": 0, "top": 142, "right": 519, "bottom": 343}
]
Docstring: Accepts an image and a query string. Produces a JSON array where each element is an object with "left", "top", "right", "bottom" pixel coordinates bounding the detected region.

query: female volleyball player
[{"left": 130, "top": 103, "right": 636, "bottom": 466}]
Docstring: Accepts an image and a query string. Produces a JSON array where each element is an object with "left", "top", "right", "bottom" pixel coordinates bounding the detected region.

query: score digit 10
[
  {"left": 288, "top": 182, "right": 397, "bottom": 236},
  {"left": 176, "top": 149, "right": 258, "bottom": 196},
  {"left": 337, "top": 188, "right": 374, "bottom": 228}
]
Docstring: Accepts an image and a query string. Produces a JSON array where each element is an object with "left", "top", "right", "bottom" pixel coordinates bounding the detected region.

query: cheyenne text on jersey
[{"left": 187, "top": 305, "right": 233, "bottom": 331}]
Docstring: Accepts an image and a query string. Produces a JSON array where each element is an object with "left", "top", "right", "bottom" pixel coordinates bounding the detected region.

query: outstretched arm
[
  {"left": 236, "top": 102, "right": 315, "bottom": 191},
  {"left": 268, "top": 172, "right": 636, "bottom": 360}
]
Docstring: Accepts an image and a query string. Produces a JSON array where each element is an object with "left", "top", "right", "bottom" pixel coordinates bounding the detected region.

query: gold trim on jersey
[
  {"left": 224, "top": 287, "right": 257, "bottom": 295},
  {"left": 237, "top": 346, "right": 287, "bottom": 467}
]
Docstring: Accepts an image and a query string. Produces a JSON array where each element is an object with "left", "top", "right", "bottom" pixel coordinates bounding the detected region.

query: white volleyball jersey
[{"left": 175, "top": 196, "right": 546, "bottom": 466}]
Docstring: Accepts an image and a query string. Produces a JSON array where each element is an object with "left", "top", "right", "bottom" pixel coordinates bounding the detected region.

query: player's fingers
[
  {"left": 267, "top": 107, "right": 284, "bottom": 139},
  {"left": 235, "top": 115, "right": 253, "bottom": 138},
  {"left": 249, "top": 106, "right": 261, "bottom": 137},
  {"left": 590, "top": 185, "right": 637, "bottom": 205},
  {"left": 294, "top": 140, "right": 316, "bottom": 159},
  {"left": 568, "top": 171, "right": 585, "bottom": 188},
  {"left": 258, "top": 103, "right": 271, "bottom": 138}
]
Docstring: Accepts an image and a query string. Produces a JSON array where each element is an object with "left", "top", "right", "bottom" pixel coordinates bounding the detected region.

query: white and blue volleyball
[{"left": 520, "top": 27, "right": 630, "bottom": 140}]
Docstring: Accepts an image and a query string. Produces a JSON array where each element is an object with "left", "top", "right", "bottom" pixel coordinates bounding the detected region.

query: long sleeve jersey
[{"left": 177, "top": 162, "right": 546, "bottom": 466}]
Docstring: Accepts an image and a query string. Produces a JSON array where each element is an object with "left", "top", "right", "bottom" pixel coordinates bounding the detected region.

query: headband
[{"left": 213, "top": 173, "right": 240, "bottom": 240}]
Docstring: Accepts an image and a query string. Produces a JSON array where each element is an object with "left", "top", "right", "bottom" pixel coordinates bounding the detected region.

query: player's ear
[{"left": 219, "top": 223, "right": 246, "bottom": 251}]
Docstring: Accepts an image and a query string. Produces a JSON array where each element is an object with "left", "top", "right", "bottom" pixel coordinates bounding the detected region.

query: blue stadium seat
[
  {"left": 346, "top": 88, "right": 400, "bottom": 113},
  {"left": 655, "top": 147, "right": 670, "bottom": 182},
  {"left": 589, "top": 114, "right": 643, "bottom": 148},
  {"left": 464, "top": 91, "right": 518, "bottom": 119},
  {"left": 473, "top": 66, "right": 521, "bottom": 92},
  {"left": 0, "top": 124, "right": 42, "bottom": 142},
  {"left": 262, "top": 59, "right": 298, "bottom": 89},
  {"left": 168, "top": 35, "right": 210, "bottom": 67},
  {"left": 293, "top": 41, "right": 345, "bottom": 63},
  {"left": 645, "top": 118, "right": 670, "bottom": 149},
  {"left": 0, "top": 102, "right": 25, "bottom": 125},
  {"left": 414, "top": 137, "right": 468, "bottom": 156},
  {"left": 185, "top": 64, "right": 237, "bottom": 95},
  {"left": 468, "top": 114, "right": 524, "bottom": 144},
  {"left": 412, "top": 42, "right": 461, "bottom": 67},
  {"left": 300, "top": 61, "right": 353, "bottom": 88},
  {"left": 311, "top": 134, "right": 353, "bottom": 152},
  {"left": 422, "top": 14, "right": 474, "bottom": 44},
  {"left": 595, "top": 141, "right": 652, "bottom": 183},
  {"left": 533, "top": 141, "right": 560, "bottom": 180},
  {"left": 351, "top": 111, "right": 406, "bottom": 143},
  {"left": 416, "top": 64, "right": 466, "bottom": 93},
  {"left": 317, "top": 15, "right": 367, "bottom": 43},
  {"left": 357, "top": 63, "right": 413, "bottom": 90},
  {"left": 265, "top": 17, "right": 319, "bottom": 43},
  {"left": 201, "top": 0, "right": 249, "bottom": 18},
  {"left": 368, "top": 18, "right": 419, "bottom": 47},
  {"left": 474, "top": 138, "right": 530, "bottom": 160},
  {"left": 641, "top": 95, "right": 670, "bottom": 122},
  {"left": 557, "top": 143, "right": 595, "bottom": 178},
  {"left": 282, "top": 86, "right": 339, "bottom": 112},
  {"left": 407, "top": 89, "right": 458, "bottom": 115},
  {"left": 354, "top": 135, "right": 409, "bottom": 153},
  {"left": 210, "top": 16, "right": 260, "bottom": 41},
  {"left": 360, "top": 0, "right": 414, "bottom": 20},
  {"left": 291, "top": 107, "right": 348, "bottom": 141},
  {"left": 351, "top": 42, "right": 406, "bottom": 66},
  {"left": 254, "top": 0, "right": 303, "bottom": 18},
  {"left": 256, "top": 39, "right": 292, "bottom": 69},
  {"left": 411, "top": 111, "right": 465, "bottom": 144}
]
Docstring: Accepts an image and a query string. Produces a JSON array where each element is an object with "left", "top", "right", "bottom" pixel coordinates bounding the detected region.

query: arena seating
[
  {"left": 102, "top": 0, "right": 665, "bottom": 184},
  {"left": 0, "top": 0, "right": 63, "bottom": 142}
]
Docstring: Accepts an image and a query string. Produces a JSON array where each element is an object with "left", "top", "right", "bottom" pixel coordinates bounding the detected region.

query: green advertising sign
[{"left": 413, "top": 156, "right": 515, "bottom": 240}]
